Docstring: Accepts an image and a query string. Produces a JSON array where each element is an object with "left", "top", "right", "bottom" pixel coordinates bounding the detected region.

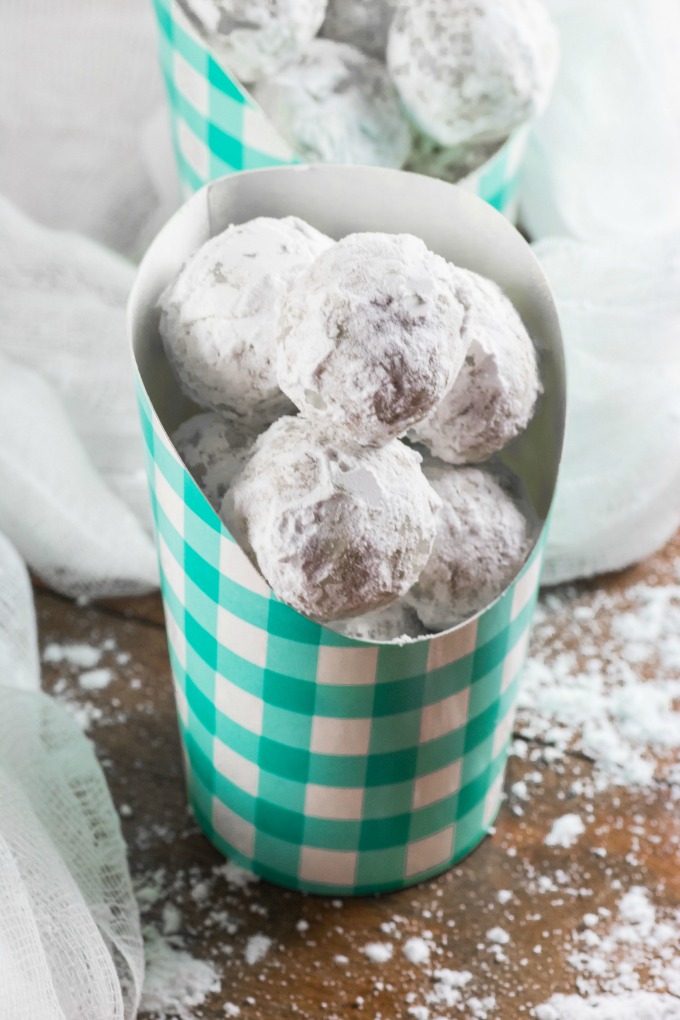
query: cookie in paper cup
[
  {"left": 150, "top": 0, "right": 531, "bottom": 219},
  {"left": 128, "top": 165, "right": 565, "bottom": 894}
]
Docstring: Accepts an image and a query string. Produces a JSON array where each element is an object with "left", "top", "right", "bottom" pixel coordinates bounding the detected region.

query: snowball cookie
[
  {"left": 405, "top": 132, "right": 503, "bottom": 183},
  {"left": 387, "top": 0, "right": 559, "bottom": 149},
  {"left": 405, "top": 464, "right": 531, "bottom": 630},
  {"left": 412, "top": 270, "right": 541, "bottom": 464},
  {"left": 329, "top": 601, "right": 425, "bottom": 642},
  {"left": 227, "top": 416, "right": 441, "bottom": 622},
  {"left": 182, "top": 0, "right": 327, "bottom": 84},
  {"left": 159, "top": 216, "right": 333, "bottom": 423},
  {"left": 172, "top": 412, "right": 255, "bottom": 510},
  {"left": 277, "top": 232, "right": 472, "bottom": 445},
  {"left": 320, "top": 0, "right": 395, "bottom": 60},
  {"left": 251, "top": 39, "right": 411, "bottom": 168}
]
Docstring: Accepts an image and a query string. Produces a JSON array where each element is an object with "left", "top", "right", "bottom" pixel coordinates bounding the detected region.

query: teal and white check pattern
[
  {"left": 136, "top": 376, "right": 547, "bottom": 895},
  {"left": 152, "top": 0, "right": 299, "bottom": 197},
  {"left": 151, "top": 0, "right": 528, "bottom": 216}
]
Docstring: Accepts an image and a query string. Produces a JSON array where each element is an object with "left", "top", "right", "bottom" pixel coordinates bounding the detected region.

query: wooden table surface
[{"left": 37, "top": 532, "right": 680, "bottom": 1019}]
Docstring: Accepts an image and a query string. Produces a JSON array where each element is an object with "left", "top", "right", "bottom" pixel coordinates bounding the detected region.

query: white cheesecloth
[
  {"left": 0, "top": 1, "right": 175, "bottom": 1016},
  {"left": 520, "top": 0, "right": 680, "bottom": 583},
  {"left": 0, "top": 0, "right": 679, "bottom": 1014},
  {"left": 0, "top": 531, "right": 145, "bottom": 1020}
]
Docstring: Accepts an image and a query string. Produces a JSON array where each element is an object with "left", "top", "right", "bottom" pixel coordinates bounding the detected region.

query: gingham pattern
[
  {"left": 151, "top": 0, "right": 528, "bottom": 216},
  {"left": 136, "top": 376, "right": 547, "bottom": 895},
  {"left": 152, "top": 0, "right": 299, "bottom": 197}
]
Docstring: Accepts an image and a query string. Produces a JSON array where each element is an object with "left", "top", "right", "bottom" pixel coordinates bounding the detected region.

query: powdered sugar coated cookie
[
  {"left": 405, "top": 132, "right": 503, "bottom": 183},
  {"left": 387, "top": 0, "right": 559, "bottom": 149},
  {"left": 405, "top": 464, "right": 531, "bottom": 629},
  {"left": 329, "top": 601, "right": 425, "bottom": 642},
  {"left": 277, "top": 232, "right": 472, "bottom": 445},
  {"left": 320, "top": 0, "right": 395, "bottom": 60},
  {"left": 252, "top": 39, "right": 411, "bottom": 168},
  {"left": 159, "top": 216, "right": 333, "bottom": 424},
  {"left": 227, "top": 416, "right": 441, "bottom": 621},
  {"left": 412, "top": 270, "right": 541, "bottom": 464},
  {"left": 182, "top": 0, "right": 327, "bottom": 83},
  {"left": 172, "top": 412, "right": 255, "bottom": 510}
]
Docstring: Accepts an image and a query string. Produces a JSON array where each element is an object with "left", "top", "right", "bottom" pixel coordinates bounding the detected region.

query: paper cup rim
[{"left": 128, "top": 164, "right": 565, "bottom": 646}]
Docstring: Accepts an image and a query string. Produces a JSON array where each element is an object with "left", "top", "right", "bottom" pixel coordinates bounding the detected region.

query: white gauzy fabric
[
  {"left": 0, "top": 197, "right": 157, "bottom": 536},
  {"left": 520, "top": 0, "right": 680, "bottom": 241},
  {"left": 0, "top": 533, "right": 39, "bottom": 692},
  {"left": 0, "top": 0, "right": 174, "bottom": 260},
  {"left": 0, "top": 535, "right": 144, "bottom": 1020},
  {"left": 536, "top": 235, "right": 680, "bottom": 585},
  {"left": 0, "top": 2, "right": 163, "bottom": 1014},
  {"left": 0, "top": 197, "right": 159, "bottom": 598},
  {"left": 0, "top": 352, "right": 158, "bottom": 599}
]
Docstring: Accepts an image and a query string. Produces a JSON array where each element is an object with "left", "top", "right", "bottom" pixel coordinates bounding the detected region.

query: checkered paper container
[
  {"left": 129, "top": 166, "right": 565, "bottom": 895},
  {"left": 151, "top": 0, "right": 530, "bottom": 219}
]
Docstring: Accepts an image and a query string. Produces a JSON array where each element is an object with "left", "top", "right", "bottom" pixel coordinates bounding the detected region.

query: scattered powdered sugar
[
  {"left": 403, "top": 936, "right": 431, "bottom": 965},
  {"left": 534, "top": 992, "right": 680, "bottom": 1019},
  {"left": 78, "top": 667, "right": 113, "bottom": 691},
  {"left": 618, "top": 886, "right": 657, "bottom": 927},
  {"left": 129, "top": 852, "right": 276, "bottom": 1019},
  {"left": 141, "top": 928, "right": 221, "bottom": 1019},
  {"left": 401, "top": 882, "right": 680, "bottom": 1020},
  {"left": 612, "top": 585, "right": 680, "bottom": 672},
  {"left": 426, "top": 968, "right": 473, "bottom": 1008},
  {"left": 43, "top": 641, "right": 102, "bottom": 668},
  {"left": 411, "top": 980, "right": 496, "bottom": 1020},
  {"left": 395, "top": 858, "right": 680, "bottom": 1019},
  {"left": 42, "top": 633, "right": 129, "bottom": 729},
  {"left": 545, "top": 813, "right": 586, "bottom": 849},
  {"left": 363, "top": 941, "right": 394, "bottom": 963},
  {"left": 161, "top": 903, "right": 182, "bottom": 936},
  {"left": 217, "top": 862, "right": 259, "bottom": 890},
  {"left": 58, "top": 698, "right": 104, "bottom": 731},
  {"left": 244, "top": 933, "right": 272, "bottom": 965},
  {"left": 466, "top": 995, "right": 498, "bottom": 1019},
  {"left": 517, "top": 570, "right": 680, "bottom": 787},
  {"left": 545, "top": 886, "right": 680, "bottom": 1004}
]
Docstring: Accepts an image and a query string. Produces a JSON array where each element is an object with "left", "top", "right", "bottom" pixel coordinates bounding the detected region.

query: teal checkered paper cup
[
  {"left": 128, "top": 165, "right": 565, "bottom": 895},
  {"left": 150, "top": 0, "right": 530, "bottom": 219}
]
